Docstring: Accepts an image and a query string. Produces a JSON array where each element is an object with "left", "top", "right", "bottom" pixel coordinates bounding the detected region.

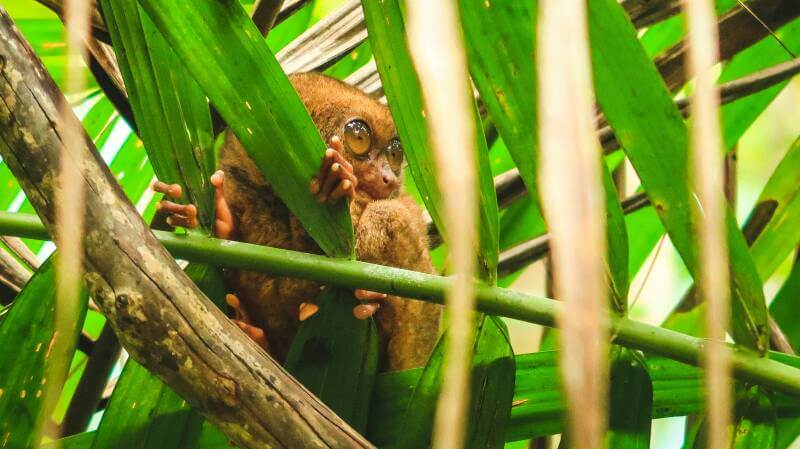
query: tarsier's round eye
[
  {"left": 344, "top": 119, "right": 372, "bottom": 156},
  {"left": 386, "top": 138, "right": 404, "bottom": 171}
]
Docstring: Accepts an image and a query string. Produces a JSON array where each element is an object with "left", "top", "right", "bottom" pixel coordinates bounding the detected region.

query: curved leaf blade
[
  {"left": 369, "top": 315, "right": 514, "bottom": 449},
  {"left": 459, "top": 0, "right": 541, "bottom": 210},
  {"left": 731, "top": 386, "right": 777, "bottom": 449}
]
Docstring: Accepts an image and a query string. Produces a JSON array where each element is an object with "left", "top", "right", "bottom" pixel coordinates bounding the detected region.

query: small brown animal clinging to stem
[{"left": 154, "top": 73, "right": 441, "bottom": 371}]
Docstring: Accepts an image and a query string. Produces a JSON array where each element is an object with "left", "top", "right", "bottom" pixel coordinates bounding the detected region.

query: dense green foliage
[{"left": 1, "top": 0, "right": 800, "bottom": 448}]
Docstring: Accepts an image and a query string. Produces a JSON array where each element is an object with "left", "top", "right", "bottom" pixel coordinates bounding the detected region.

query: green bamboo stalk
[{"left": 3, "top": 210, "right": 800, "bottom": 397}]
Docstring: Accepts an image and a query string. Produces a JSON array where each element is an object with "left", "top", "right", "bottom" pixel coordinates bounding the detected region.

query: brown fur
[{"left": 218, "top": 73, "right": 441, "bottom": 371}]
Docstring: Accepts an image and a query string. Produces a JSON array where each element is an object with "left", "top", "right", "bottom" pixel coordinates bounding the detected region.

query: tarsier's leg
[{"left": 152, "top": 176, "right": 269, "bottom": 349}]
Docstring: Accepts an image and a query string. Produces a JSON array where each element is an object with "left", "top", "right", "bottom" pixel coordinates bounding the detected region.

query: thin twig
[{"left": 735, "top": 0, "right": 797, "bottom": 58}]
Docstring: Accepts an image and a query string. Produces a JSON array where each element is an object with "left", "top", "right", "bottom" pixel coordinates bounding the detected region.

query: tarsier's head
[{"left": 290, "top": 73, "right": 404, "bottom": 200}]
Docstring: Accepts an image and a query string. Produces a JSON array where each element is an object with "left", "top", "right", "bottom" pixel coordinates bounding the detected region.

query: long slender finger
[
  {"left": 355, "top": 289, "right": 388, "bottom": 301},
  {"left": 211, "top": 171, "right": 236, "bottom": 239},
  {"left": 329, "top": 179, "right": 355, "bottom": 202},
  {"left": 353, "top": 302, "right": 381, "bottom": 320},
  {"left": 323, "top": 159, "right": 357, "bottom": 203},
  {"left": 298, "top": 302, "right": 319, "bottom": 321},
  {"left": 165, "top": 214, "right": 198, "bottom": 229},
  {"left": 330, "top": 135, "right": 344, "bottom": 153},
  {"left": 152, "top": 181, "right": 182, "bottom": 199},
  {"left": 318, "top": 162, "right": 342, "bottom": 201},
  {"left": 312, "top": 148, "right": 336, "bottom": 195},
  {"left": 157, "top": 200, "right": 197, "bottom": 219},
  {"left": 327, "top": 145, "right": 354, "bottom": 175}
]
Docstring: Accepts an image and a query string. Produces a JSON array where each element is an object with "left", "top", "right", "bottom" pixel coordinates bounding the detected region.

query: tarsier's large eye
[
  {"left": 344, "top": 119, "right": 372, "bottom": 156},
  {"left": 386, "top": 138, "right": 404, "bottom": 171}
]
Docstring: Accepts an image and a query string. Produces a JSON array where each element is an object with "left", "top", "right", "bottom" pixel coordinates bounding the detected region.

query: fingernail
[
  {"left": 342, "top": 180, "right": 351, "bottom": 190},
  {"left": 326, "top": 148, "right": 335, "bottom": 157},
  {"left": 331, "top": 163, "right": 340, "bottom": 172},
  {"left": 165, "top": 216, "right": 173, "bottom": 226}
]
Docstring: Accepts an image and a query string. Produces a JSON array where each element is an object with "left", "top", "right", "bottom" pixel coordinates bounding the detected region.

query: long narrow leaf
[
  {"left": 665, "top": 135, "right": 800, "bottom": 335},
  {"left": 374, "top": 315, "right": 514, "bottom": 449},
  {"left": 747, "top": 137, "right": 800, "bottom": 279},
  {"left": 731, "top": 386, "right": 777, "bottom": 449},
  {"left": 458, "top": 0, "right": 540, "bottom": 209},
  {"left": 771, "top": 257, "right": 800, "bottom": 449}
]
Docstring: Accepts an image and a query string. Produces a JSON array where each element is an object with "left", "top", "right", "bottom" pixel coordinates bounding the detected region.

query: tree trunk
[{"left": 0, "top": 9, "right": 373, "bottom": 449}]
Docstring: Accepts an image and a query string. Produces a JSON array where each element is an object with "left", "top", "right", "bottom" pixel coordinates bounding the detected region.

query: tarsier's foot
[
  {"left": 226, "top": 294, "right": 271, "bottom": 352},
  {"left": 353, "top": 289, "right": 387, "bottom": 320},
  {"left": 309, "top": 135, "right": 357, "bottom": 203},
  {"left": 151, "top": 171, "right": 236, "bottom": 239}
]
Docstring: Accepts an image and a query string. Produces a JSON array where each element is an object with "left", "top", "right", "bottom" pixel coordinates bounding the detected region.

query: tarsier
[{"left": 154, "top": 73, "right": 441, "bottom": 371}]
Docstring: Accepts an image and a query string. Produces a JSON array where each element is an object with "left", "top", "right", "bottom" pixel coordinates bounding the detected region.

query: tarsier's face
[
  {"left": 289, "top": 73, "right": 405, "bottom": 201},
  {"left": 339, "top": 116, "right": 404, "bottom": 200}
]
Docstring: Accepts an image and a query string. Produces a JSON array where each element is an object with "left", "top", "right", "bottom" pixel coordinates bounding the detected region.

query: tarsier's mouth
[{"left": 357, "top": 184, "right": 399, "bottom": 201}]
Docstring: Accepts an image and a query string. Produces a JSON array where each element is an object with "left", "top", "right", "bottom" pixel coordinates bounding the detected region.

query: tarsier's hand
[
  {"left": 309, "top": 135, "right": 357, "bottom": 203},
  {"left": 152, "top": 171, "right": 236, "bottom": 239}
]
